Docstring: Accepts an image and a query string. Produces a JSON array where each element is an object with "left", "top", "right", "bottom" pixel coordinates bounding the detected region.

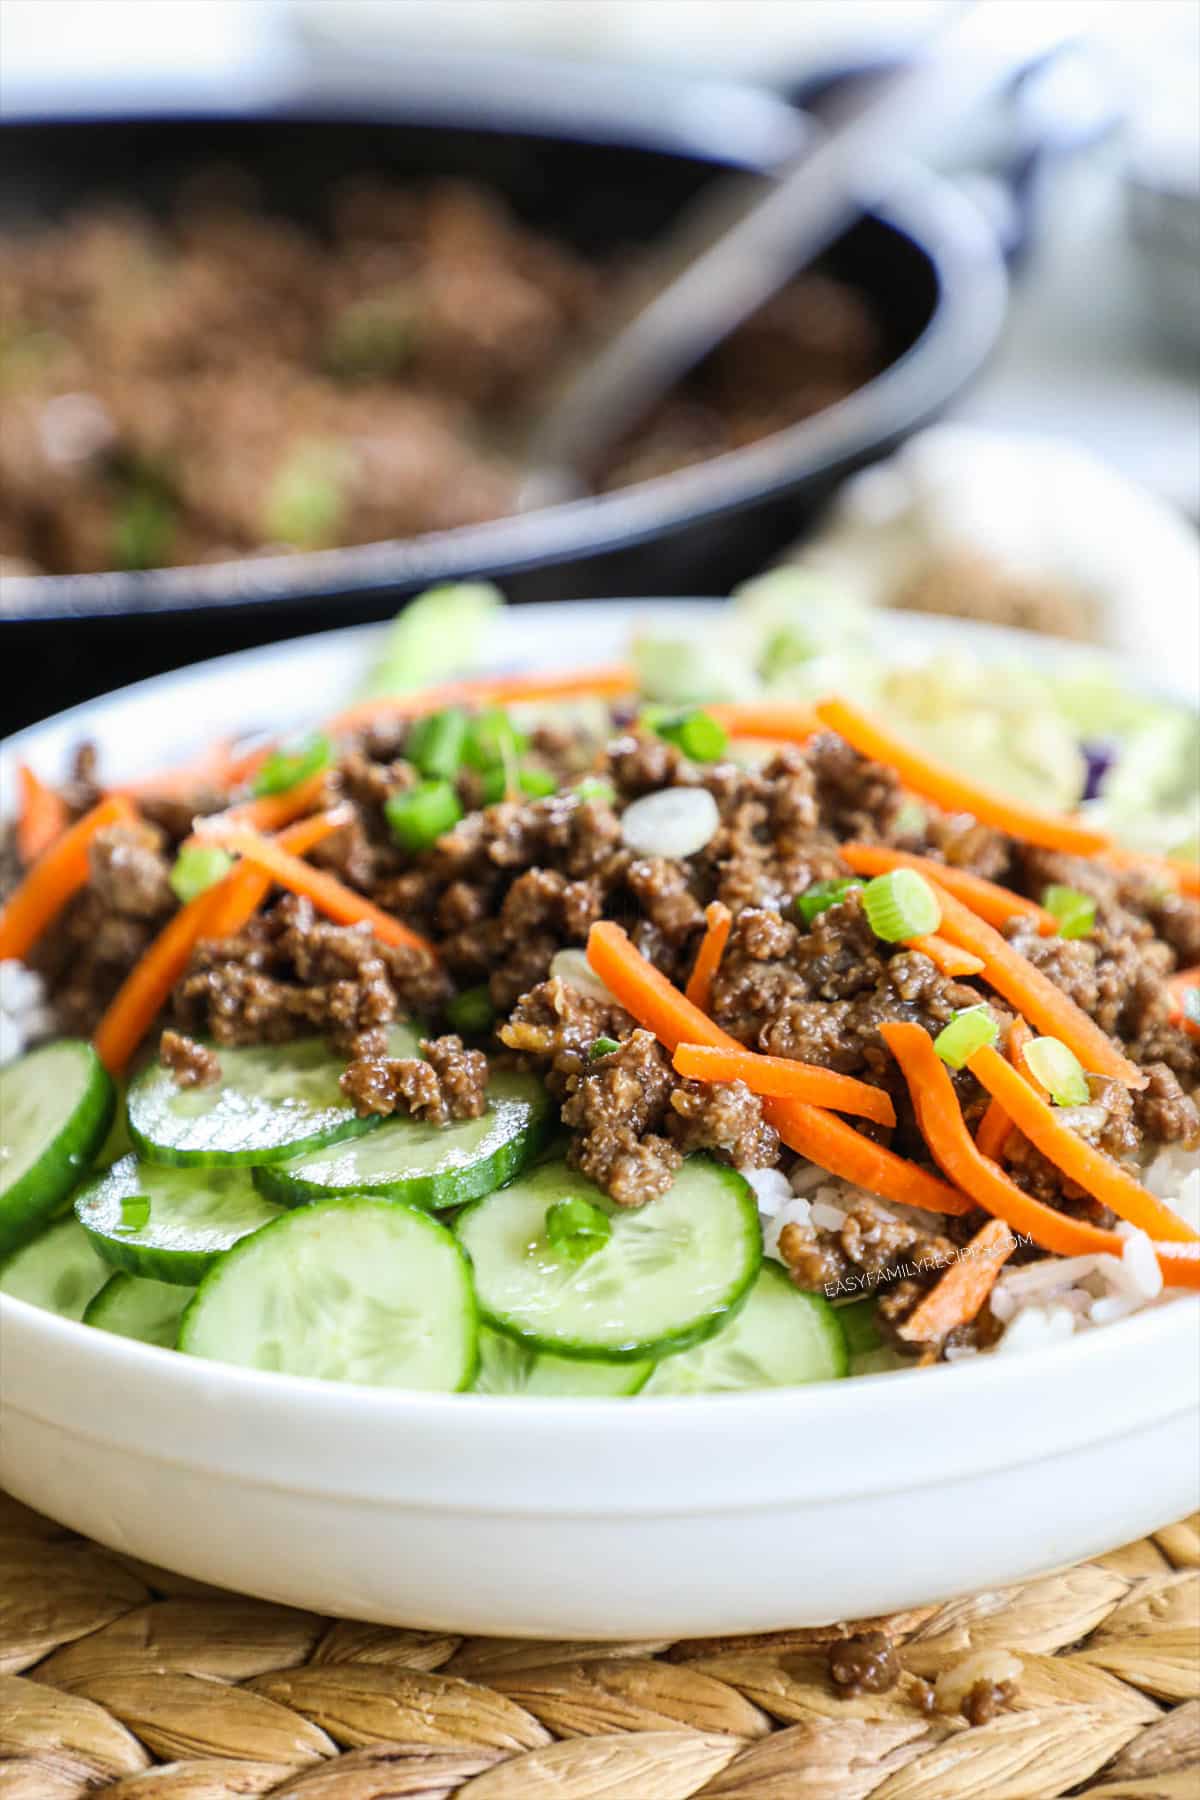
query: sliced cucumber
[
  {"left": 0, "top": 1216, "right": 111, "bottom": 1320},
  {"left": 643, "top": 1263, "right": 847, "bottom": 1394},
  {"left": 456, "top": 1155, "right": 761, "bottom": 1362},
  {"left": 254, "top": 1072, "right": 551, "bottom": 1212},
  {"left": 179, "top": 1197, "right": 478, "bottom": 1390},
  {"left": 127, "top": 1026, "right": 419, "bottom": 1167},
  {"left": 0, "top": 1041, "right": 115, "bottom": 1256},
  {"left": 75, "top": 1154, "right": 281, "bottom": 1284},
  {"left": 474, "top": 1326, "right": 650, "bottom": 1397},
  {"left": 83, "top": 1272, "right": 195, "bottom": 1347}
]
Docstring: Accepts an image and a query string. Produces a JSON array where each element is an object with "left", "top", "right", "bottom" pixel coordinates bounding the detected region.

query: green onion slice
[
  {"left": 481, "top": 763, "right": 557, "bottom": 804},
  {"left": 169, "top": 844, "right": 234, "bottom": 906},
  {"left": 863, "top": 869, "right": 941, "bottom": 941},
  {"left": 463, "top": 708, "right": 527, "bottom": 771},
  {"left": 545, "top": 1196, "right": 611, "bottom": 1262},
  {"left": 1042, "top": 884, "right": 1097, "bottom": 939},
  {"left": 384, "top": 779, "right": 463, "bottom": 851},
  {"left": 795, "top": 878, "right": 862, "bottom": 926},
  {"left": 934, "top": 1005, "right": 998, "bottom": 1070},
  {"left": 116, "top": 1195, "right": 151, "bottom": 1234},
  {"left": 252, "top": 732, "right": 333, "bottom": 797},
  {"left": 648, "top": 707, "right": 728, "bottom": 762},
  {"left": 589, "top": 1036, "right": 621, "bottom": 1060},
  {"left": 1023, "top": 1036, "right": 1090, "bottom": 1106},
  {"left": 573, "top": 776, "right": 616, "bottom": 806},
  {"left": 445, "top": 985, "right": 495, "bottom": 1036},
  {"left": 406, "top": 708, "right": 468, "bottom": 781}
]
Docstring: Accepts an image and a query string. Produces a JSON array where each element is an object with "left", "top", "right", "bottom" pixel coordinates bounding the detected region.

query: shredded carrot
[
  {"left": 974, "top": 1017, "right": 1038, "bottom": 1160},
  {"left": 815, "top": 697, "right": 1109, "bottom": 856},
  {"left": 921, "top": 877, "right": 1147, "bottom": 1090},
  {"left": 707, "top": 702, "right": 819, "bottom": 744},
  {"left": 906, "top": 934, "right": 985, "bottom": 978},
  {"left": 325, "top": 663, "right": 636, "bottom": 737},
  {"left": 838, "top": 843, "right": 1059, "bottom": 935},
  {"left": 672, "top": 1042, "right": 897, "bottom": 1128},
  {"left": 1103, "top": 846, "right": 1200, "bottom": 899},
  {"left": 192, "top": 767, "right": 331, "bottom": 840},
  {"left": 1167, "top": 966, "right": 1200, "bottom": 1040},
  {"left": 112, "top": 737, "right": 272, "bottom": 800},
  {"left": 895, "top": 1217, "right": 1015, "bottom": 1344},
  {"left": 0, "top": 795, "right": 138, "bottom": 961},
  {"left": 586, "top": 921, "right": 971, "bottom": 1217},
  {"left": 967, "top": 1044, "right": 1198, "bottom": 1245},
  {"left": 200, "top": 823, "right": 436, "bottom": 957},
  {"left": 92, "top": 810, "right": 349, "bottom": 1073},
  {"left": 684, "top": 902, "right": 733, "bottom": 1013},
  {"left": 15, "top": 765, "right": 68, "bottom": 866},
  {"left": 881, "top": 1021, "right": 1200, "bottom": 1287}
]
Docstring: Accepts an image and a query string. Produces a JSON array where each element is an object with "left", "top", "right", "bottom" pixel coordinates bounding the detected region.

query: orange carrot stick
[
  {"left": 326, "top": 663, "right": 636, "bottom": 736},
  {"left": 673, "top": 1041, "right": 897, "bottom": 1128},
  {"left": 1103, "top": 846, "right": 1200, "bottom": 899},
  {"left": 816, "top": 697, "right": 1109, "bottom": 856},
  {"left": 1167, "top": 966, "right": 1200, "bottom": 1040},
  {"left": 15, "top": 765, "right": 69, "bottom": 866},
  {"left": 586, "top": 920, "right": 971, "bottom": 1217},
  {"left": 922, "top": 878, "right": 1147, "bottom": 1090},
  {"left": 192, "top": 767, "right": 331, "bottom": 840},
  {"left": 112, "top": 737, "right": 271, "bottom": 800},
  {"left": 92, "top": 810, "right": 349, "bottom": 1073},
  {"left": 967, "top": 1044, "right": 1198, "bottom": 1244},
  {"left": 974, "top": 1017, "right": 1038, "bottom": 1160},
  {"left": 895, "top": 1217, "right": 1015, "bottom": 1344},
  {"left": 838, "top": 843, "right": 1059, "bottom": 934},
  {"left": 882, "top": 1021, "right": 1200, "bottom": 1287},
  {"left": 200, "top": 824, "right": 436, "bottom": 957},
  {"left": 0, "top": 795, "right": 138, "bottom": 961},
  {"left": 707, "top": 702, "right": 819, "bottom": 744},
  {"left": 906, "top": 934, "right": 985, "bottom": 978},
  {"left": 684, "top": 902, "right": 732, "bottom": 1013}
]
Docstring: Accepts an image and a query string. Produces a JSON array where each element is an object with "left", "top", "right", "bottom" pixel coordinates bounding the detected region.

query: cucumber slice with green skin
[
  {"left": 75, "top": 1154, "right": 281, "bottom": 1284},
  {"left": 0, "top": 1216, "right": 111, "bottom": 1320},
  {"left": 0, "top": 1041, "right": 115, "bottom": 1256},
  {"left": 179, "top": 1197, "right": 478, "bottom": 1390},
  {"left": 84, "top": 1272, "right": 194, "bottom": 1347},
  {"left": 643, "top": 1263, "right": 847, "bottom": 1394},
  {"left": 835, "top": 1295, "right": 882, "bottom": 1358},
  {"left": 127, "top": 1025, "right": 420, "bottom": 1168},
  {"left": 474, "top": 1326, "right": 651, "bottom": 1397},
  {"left": 457, "top": 1155, "right": 761, "bottom": 1362},
  {"left": 253, "top": 1072, "right": 552, "bottom": 1212}
]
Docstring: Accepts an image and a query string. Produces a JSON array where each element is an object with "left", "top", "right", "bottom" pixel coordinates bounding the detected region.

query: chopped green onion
[
  {"left": 648, "top": 707, "right": 729, "bottom": 762},
  {"left": 1183, "top": 988, "right": 1200, "bottom": 1029},
  {"left": 589, "top": 1036, "right": 621, "bottom": 1060},
  {"left": 252, "top": 732, "right": 333, "bottom": 797},
  {"left": 934, "top": 1005, "right": 999, "bottom": 1070},
  {"left": 115, "top": 1195, "right": 151, "bottom": 1235},
  {"left": 1023, "top": 1036, "right": 1090, "bottom": 1106},
  {"left": 384, "top": 780, "right": 463, "bottom": 851},
  {"left": 573, "top": 776, "right": 616, "bottom": 806},
  {"left": 545, "top": 1196, "right": 611, "bottom": 1262},
  {"left": 406, "top": 708, "right": 468, "bottom": 780},
  {"left": 445, "top": 985, "right": 495, "bottom": 1036},
  {"left": 169, "top": 844, "right": 234, "bottom": 906},
  {"left": 1042, "top": 884, "right": 1097, "bottom": 939},
  {"left": 113, "top": 487, "right": 175, "bottom": 572},
  {"left": 480, "top": 763, "right": 557, "bottom": 803},
  {"left": 463, "top": 707, "right": 527, "bottom": 771},
  {"left": 795, "top": 878, "right": 862, "bottom": 926},
  {"left": 263, "top": 441, "right": 346, "bottom": 549},
  {"left": 359, "top": 582, "right": 503, "bottom": 702},
  {"left": 862, "top": 869, "right": 941, "bottom": 941},
  {"left": 893, "top": 799, "right": 928, "bottom": 838}
]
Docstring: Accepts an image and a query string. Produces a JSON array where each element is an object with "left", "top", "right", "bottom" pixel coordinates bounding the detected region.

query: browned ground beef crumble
[{"left": 13, "top": 712, "right": 1199, "bottom": 1362}]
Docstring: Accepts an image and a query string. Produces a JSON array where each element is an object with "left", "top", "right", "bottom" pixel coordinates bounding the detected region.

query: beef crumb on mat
[{"left": 828, "top": 1631, "right": 901, "bottom": 1696}]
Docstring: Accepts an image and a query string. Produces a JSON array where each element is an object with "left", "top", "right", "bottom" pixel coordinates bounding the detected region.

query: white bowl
[{"left": 2, "top": 602, "right": 1197, "bottom": 1637}]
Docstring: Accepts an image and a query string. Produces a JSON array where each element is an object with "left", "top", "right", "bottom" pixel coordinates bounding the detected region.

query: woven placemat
[{"left": 1, "top": 1489, "right": 1196, "bottom": 1800}]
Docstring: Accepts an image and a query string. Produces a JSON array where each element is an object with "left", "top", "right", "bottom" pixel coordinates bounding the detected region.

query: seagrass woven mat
[{"left": 1, "top": 1489, "right": 1196, "bottom": 1800}]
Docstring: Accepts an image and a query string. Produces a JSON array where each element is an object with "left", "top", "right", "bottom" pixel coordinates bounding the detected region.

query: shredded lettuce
[{"left": 359, "top": 582, "right": 503, "bottom": 699}]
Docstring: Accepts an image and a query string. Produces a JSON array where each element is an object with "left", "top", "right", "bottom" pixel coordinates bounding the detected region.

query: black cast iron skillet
[{"left": 0, "top": 56, "right": 1006, "bottom": 724}]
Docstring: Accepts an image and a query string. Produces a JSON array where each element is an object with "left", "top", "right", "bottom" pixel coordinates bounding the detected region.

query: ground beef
[
  {"left": 779, "top": 1196, "right": 959, "bottom": 1300},
  {"left": 499, "top": 977, "right": 634, "bottom": 1096},
  {"left": 561, "top": 1028, "right": 683, "bottom": 1206},
  {"left": 159, "top": 1029, "right": 220, "bottom": 1087},
  {"left": 174, "top": 893, "right": 448, "bottom": 1054},
  {"left": 914, "top": 812, "right": 1014, "bottom": 883},
  {"left": 88, "top": 822, "right": 174, "bottom": 920},
  {"left": 806, "top": 732, "right": 904, "bottom": 841},
  {"left": 1135, "top": 1062, "right": 1200, "bottom": 1147},
  {"left": 962, "top": 1678, "right": 1016, "bottom": 1727},
  {"left": 828, "top": 1632, "right": 900, "bottom": 1697},
  {"left": 667, "top": 1078, "right": 780, "bottom": 1167},
  {"left": 341, "top": 1032, "right": 488, "bottom": 1123}
]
